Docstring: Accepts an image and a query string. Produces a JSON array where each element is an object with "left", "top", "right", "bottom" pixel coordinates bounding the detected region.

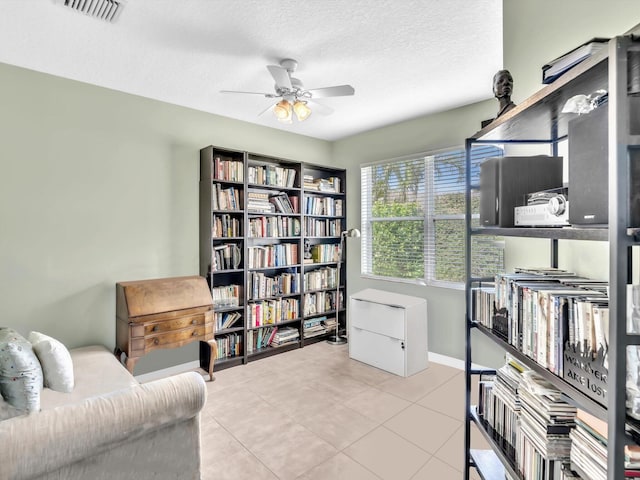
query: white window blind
[{"left": 361, "top": 145, "right": 505, "bottom": 286}]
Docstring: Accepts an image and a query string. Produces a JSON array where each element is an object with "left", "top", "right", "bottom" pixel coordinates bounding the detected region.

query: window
[{"left": 361, "top": 145, "right": 504, "bottom": 287}]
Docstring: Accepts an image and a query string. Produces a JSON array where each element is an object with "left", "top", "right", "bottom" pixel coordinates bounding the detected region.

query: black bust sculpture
[{"left": 493, "top": 69, "right": 516, "bottom": 118}]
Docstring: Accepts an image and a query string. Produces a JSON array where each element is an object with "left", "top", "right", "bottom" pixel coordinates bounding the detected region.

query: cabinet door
[
  {"left": 349, "top": 327, "right": 405, "bottom": 376},
  {"left": 350, "top": 299, "right": 405, "bottom": 339}
]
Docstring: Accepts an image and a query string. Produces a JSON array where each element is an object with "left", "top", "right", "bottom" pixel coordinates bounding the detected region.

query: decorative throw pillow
[
  {"left": 0, "top": 328, "right": 43, "bottom": 413},
  {"left": 28, "top": 331, "right": 74, "bottom": 393}
]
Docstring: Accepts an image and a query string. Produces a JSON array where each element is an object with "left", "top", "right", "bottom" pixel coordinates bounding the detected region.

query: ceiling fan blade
[
  {"left": 220, "top": 90, "right": 278, "bottom": 98},
  {"left": 267, "top": 65, "right": 293, "bottom": 91},
  {"left": 307, "top": 85, "right": 355, "bottom": 98},
  {"left": 257, "top": 103, "right": 275, "bottom": 117},
  {"left": 306, "top": 99, "right": 334, "bottom": 116}
]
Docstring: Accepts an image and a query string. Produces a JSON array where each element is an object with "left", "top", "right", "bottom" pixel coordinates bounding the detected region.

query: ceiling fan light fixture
[
  {"left": 273, "top": 99, "right": 292, "bottom": 123},
  {"left": 293, "top": 100, "right": 312, "bottom": 121}
]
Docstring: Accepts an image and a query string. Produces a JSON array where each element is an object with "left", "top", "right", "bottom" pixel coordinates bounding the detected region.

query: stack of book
[
  {"left": 516, "top": 371, "right": 576, "bottom": 480},
  {"left": 322, "top": 317, "right": 337, "bottom": 332},
  {"left": 246, "top": 191, "right": 275, "bottom": 213},
  {"left": 569, "top": 408, "right": 607, "bottom": 480},
  {"left": 303, "top": 175, "right": 341, "bottom": 193},
  {"left": 303, "top": 316, "right": 328, "bottom": 338},
  {"left": 271, "top": 326, "right": 300, "bottom": 346}
]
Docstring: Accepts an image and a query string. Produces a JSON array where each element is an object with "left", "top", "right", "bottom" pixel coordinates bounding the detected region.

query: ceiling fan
[{"left": 220, "top": 58, "right": 355, "bottom": 123}]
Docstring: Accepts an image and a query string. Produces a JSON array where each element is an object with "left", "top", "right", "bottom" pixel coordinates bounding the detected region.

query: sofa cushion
[
  {"left": 0, "top": 328, "right": 43, "bottom": 413},
  {"left": 0, "top": 393, "right": 21, "bottom": 420},
  {"left": 40, "top": 345, "right": 138, "bottom": 410},
  {"left": 28, "top": 331, "right": 74, "bottom": 393}
]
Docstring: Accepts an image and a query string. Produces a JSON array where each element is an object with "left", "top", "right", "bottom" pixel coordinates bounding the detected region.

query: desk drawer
[
  {"left": 130, "top": 312, "right": 212, "bottom": 337},
  {"left": 349, "top": 327, "right": 405, "bottom": 376},
  {"left": 130, "top": 323, "right": 214, "bottom": 354},
  {"left": 350, "top": 299, "right": 405, "bottom": 339}
]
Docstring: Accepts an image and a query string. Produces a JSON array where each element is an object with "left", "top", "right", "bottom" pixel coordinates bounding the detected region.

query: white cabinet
[{"left": 348, "top": 289, "right": 428, "bottom": 377}]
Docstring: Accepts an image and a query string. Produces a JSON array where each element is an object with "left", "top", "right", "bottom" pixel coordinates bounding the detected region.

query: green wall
[
  {"left": 0, "top": 62, "right": 331, "bottom": 374},
  {"left": 1, "top": 2, "right": 637, "bottom": 374}
]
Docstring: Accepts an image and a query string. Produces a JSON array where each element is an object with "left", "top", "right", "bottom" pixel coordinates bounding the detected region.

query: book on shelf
[
  {"left": 542, "top": 38, "right": 608, "bottom": 84},
  {"left": 268, "top": 192, "right": 296, "bottom": 214}
]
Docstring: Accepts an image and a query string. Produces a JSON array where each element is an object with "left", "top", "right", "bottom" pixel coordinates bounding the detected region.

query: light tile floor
[{"left": 195, "top": 342, "right": 489, "bottom": 480}]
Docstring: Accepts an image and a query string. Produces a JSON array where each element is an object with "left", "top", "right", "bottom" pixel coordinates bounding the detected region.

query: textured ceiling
[{"left": 0, "top": 0, "right": 503, "bottom": 141}]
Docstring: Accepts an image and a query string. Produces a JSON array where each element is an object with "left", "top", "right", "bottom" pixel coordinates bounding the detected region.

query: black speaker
[
  {"left": 480, "top": 156, "right": 564, "bottom": 227},
  {"left": 568, "top": 105, "right": 608, "bottom": 225}
]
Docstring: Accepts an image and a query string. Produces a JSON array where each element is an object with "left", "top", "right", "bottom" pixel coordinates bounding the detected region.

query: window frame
[{"left": 360, "top": 145, "right": 503, "bottom": 288}]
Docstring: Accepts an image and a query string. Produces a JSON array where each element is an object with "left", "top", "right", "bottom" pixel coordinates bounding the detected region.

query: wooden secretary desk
[{"left": 115, "top": 275, "right": 217, "bottom": 380}]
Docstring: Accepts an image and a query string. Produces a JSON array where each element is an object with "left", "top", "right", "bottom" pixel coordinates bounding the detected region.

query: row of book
[
  {"left": 246, "top": 326, "right": 299, "bottom": 352},
  {"left": 211, "top": 243, "right": 241, "bottom": 271},
  {"left": 212, "top": 214, "right": 241, "bottom": 238},
  {"left": 247, "top": 243, "right": 299, "bottom": 269},
  {"left": 248, "top": 215, "right": 300, "bottom": 238},
  {"left": 473, "top": 268, "right": 609, "bottom": 377},
  {"left": 247, "top": 297, "right": 300, "bottom": 327},
  {"left": 214, "top": 311, "right": 242, "bottom": 331},
  {"left": 247, "top": 269, "right": 300, "bottom": 300},
  {"left": 212, "top": 183, "right": 241, "bottom": 211},
  {"left": 304, "top": 217, "right": 342, "bottom": 237},
  {"left": 303, "top": 291, "right": 342, "bottom": 316},
  {"left": 214, "top": 333, "right": 242, "bottom": 360},
  {"left": 310, "top": 243, "right": 339, "bottom": 263},
  {"left": 304, "top": 195, "right": 343, "bottom": 217},
  {"left": 212, "top": 155, "right": 244, "bottom": 182},
  {"left": 248, "top": 164, "right": 296, "bottom": 188},
  {"left": 478, "top": 355, "right": 640, "bottom": 479},
  {"left": 304, "top": 266, "right": 337, "bottom": 291},
  {"left": 211, "top": 284, "right": 241, "bottom": 308},
  {"left": 247, "top": 327, "right": 276, "bottom": 353}
]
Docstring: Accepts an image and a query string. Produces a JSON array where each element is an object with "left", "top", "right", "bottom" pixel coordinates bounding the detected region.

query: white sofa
[{"left": 0, "top": 345, "right": 207, "bottom": 480}]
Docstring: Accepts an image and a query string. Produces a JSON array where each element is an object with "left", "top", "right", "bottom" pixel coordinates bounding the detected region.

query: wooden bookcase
[
  {"left": 199, "top": 146, "right": 347, "bottom": 371},
  {"left": 463, "top": 30, "right": 640, "bottom": 480}
]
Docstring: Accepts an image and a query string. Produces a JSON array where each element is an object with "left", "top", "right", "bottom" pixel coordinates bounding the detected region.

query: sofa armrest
[{"left": 0, "top": 371, "right": 206, "bottom": 480}]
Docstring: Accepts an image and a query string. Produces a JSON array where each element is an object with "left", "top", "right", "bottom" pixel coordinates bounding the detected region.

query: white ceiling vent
[{"left": 53, "top": 0, "right": 126, "bottom": 23}]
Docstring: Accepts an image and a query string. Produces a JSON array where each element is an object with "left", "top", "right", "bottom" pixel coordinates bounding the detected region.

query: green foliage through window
[{"left": 361, "top": 146, "right": 504, "bottom": 286}]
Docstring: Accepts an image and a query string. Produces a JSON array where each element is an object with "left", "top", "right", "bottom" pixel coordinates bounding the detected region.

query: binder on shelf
[{"left": 542, "top": 38, "right": 608, "bottom": 84}]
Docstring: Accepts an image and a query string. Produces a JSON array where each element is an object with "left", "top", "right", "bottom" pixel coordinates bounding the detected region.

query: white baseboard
[
  {"left": 134, "top": 360, "right": 201, "bottom": 383},
  {"left": 135, "top": 351, "right": 486, "bottom": 383},
  {"left": 428, "top": 352, "right": 488, "bottom": 371}
]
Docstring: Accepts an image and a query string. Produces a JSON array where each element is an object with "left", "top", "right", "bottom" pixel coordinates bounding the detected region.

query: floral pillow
[{"left": 0, "top": 328, "right": 43, "bottom": 413}]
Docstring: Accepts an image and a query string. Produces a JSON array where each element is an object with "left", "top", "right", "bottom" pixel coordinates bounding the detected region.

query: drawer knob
[
  {"left": 154, "top": 338, "right": 160, "bottom": 345},
  {"left": 192, "top": 331, "right": 197, "bottom": 336},
  {"left": 192, "top": 319, "right": 197, "bottom": 325},
  {"left": 152, "top": 325, "right": 159, "bottom": 332}
]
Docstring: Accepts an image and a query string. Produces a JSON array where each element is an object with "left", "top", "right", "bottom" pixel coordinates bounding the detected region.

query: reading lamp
[
  {"left": 327, "top": 228, "right": 361, "bottom": 345},
  {"left": 273, "top": 99, "right": 312, "bottom": 123}
]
